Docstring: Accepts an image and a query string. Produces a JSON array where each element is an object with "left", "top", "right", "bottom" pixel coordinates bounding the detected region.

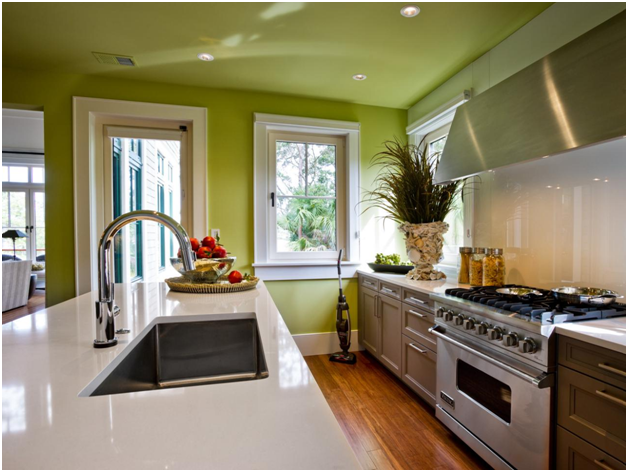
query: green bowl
[{"left": 170, "top": 256, "right": 236, "bottom": 284}]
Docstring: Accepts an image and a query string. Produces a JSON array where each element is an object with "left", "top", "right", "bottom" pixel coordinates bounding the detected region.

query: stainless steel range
[{"left": 428, "top": 285, "right": 626, "bottom": 470}]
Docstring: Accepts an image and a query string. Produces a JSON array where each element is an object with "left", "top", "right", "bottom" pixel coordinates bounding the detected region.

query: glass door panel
[
  {"left": 31, "top": 191, "right": 45, "bottom": 260},
  {"left": 2, "top": 190, "right": 29, "bottom": 260}
]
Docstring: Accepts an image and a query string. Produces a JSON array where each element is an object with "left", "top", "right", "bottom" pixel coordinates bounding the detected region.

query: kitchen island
[{"left": 2, "top": 282, "right": 360, "bottom": 470}]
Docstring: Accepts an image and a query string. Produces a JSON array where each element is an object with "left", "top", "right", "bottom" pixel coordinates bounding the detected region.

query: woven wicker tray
[{"left": 165, "top": 275, "right": 259, "bottom": 293}]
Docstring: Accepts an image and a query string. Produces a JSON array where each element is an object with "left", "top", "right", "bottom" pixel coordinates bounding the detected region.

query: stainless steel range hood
[{"left": 436, "top": 11, "right": 626, "bottom": 183}]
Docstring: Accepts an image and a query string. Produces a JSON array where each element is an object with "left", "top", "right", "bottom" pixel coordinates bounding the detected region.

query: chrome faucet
[{"left": 94, "top": 210, "right": 195, "bottom": 348}]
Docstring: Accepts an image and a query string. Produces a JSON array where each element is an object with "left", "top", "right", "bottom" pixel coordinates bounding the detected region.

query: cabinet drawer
[
  {"left": 402, "top": 288, "right": 433, "bottom": 310},
  {"left": 558, "top": 336, "right": 626, "bottom": 389},
  {"left": 379, "top": 281, "right": 401, "bottom": 299},
  {"left": 402, "top": 303, "right": 436, "bottom": 351},
  {"left": 401, "top": 335, "right": 436, "bottom": 407},
  {"left": 557, "top": 366, "right": 626, "bottom": 461},
  {"left": 360, "top": 275, "right": 379, "bottom": 291},
  {"left": 557, "top": 426, "right": 625, "bottom": 470}
]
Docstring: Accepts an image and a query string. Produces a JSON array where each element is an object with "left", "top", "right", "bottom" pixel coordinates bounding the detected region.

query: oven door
[{"left": 430, "top": 325, "right": 553, "bottom": 470}]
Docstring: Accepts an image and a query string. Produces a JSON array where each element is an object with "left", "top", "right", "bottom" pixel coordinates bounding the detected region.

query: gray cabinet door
[
  {"left": 378, "top": 293, "right": 402, "bottom": 377},
  {"left": 556, "top": 426, "right": 626, "bottom": 470},
  {"left": 401, "top": 334, "right": 437, "bottom": 406},
  {"left": 359, "top": 286, "right": 379, "bottom": 356}
]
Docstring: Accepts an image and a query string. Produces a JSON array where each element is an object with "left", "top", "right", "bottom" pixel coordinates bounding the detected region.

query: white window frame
[
  {"left": 407, "top": 91, "right": 474, "bottom": 277},
  {"left": 253, "top": 113, "right": 361, "bottom": 281}
]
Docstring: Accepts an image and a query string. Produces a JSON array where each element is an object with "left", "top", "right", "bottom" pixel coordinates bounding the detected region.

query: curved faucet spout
[{"left": 94, "top": 210, "right": 195, "bottom": 348}]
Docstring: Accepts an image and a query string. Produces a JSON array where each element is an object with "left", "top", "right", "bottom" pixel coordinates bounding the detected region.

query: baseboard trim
[{"left": 293, "top": 330, "right": 362, "bottom": 356}]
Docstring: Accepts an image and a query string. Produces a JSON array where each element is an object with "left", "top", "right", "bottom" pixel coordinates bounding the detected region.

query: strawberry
[
  {"left": 228, "top": 270, "right": 243, "bottom": 284},
  {"left": 201, "top": 236, "right": 216, "bottom": 250},
  {"left": 190, "top": 238, "right": 200, "bottom": 251},
  {"left": 212, "top": 246, "right": 227, "bottom": 258},
  {"left": 196, "top": 247, "right": 212, "bottom": 259}
]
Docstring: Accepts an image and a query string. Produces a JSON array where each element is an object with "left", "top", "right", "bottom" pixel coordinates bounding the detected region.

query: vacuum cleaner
[{"left": 329, "top": 249, "right": 357, "bottom": 364}]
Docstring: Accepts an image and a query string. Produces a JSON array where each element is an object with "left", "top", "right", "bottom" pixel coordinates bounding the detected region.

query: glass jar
[
  {"left": 469, "top": 248, "right": 487, "bottom": 286},
  {"left": 458, "top": 247, "right": 472, "bottom": 284},
  {"left": 483, "top": 248, "right": 505, "bottom": 287}
]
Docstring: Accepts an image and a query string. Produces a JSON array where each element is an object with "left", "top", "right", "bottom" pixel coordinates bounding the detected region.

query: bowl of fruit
[
  {"left": 170, "top": 236, "right": 235, "bottom": 284},
  {"left": 368, "top": 253, "right": 414, "bottom": 274}
]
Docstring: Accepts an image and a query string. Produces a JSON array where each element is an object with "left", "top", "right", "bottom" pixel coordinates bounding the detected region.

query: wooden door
[
  {"left": 378, "top": 293, "right": 402, "bottom": 377},
  {"left": 359, "top": 286, "right": 379, "bottom": 356}
]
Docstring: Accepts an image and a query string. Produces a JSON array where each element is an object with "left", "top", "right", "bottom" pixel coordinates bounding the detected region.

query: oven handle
[{"left": 428, "top": 325, "right": 553, "bottom": 389}]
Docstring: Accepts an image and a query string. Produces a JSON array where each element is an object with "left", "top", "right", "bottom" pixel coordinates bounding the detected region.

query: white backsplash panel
[{"left": 472, "top": 138, "right": 626, "bottom": 296}]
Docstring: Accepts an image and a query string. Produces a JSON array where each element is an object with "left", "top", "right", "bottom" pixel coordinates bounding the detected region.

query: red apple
[
  {"left": 228, "top": 270, "right": 243, "bottom": 284},
  {"left": 201, "top": 236, "right": 216, "bottom": 250},
  {"left": 197, "top": 247, "right": 212, "bottom": 259},
  {"left": 212, "top": 246, "right": 227, "bottom": 258},
  {"left": 190, "top": 238, "right": 200, "bottom": 251}
]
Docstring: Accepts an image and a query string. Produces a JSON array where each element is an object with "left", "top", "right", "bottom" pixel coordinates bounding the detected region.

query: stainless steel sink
[{"left": 81, "top": 317, "right": 268, "bottom": 397}]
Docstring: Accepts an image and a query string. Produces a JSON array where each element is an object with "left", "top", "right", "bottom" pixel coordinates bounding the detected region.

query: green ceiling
[{"left": 2, "top": 2, "right": 551, "bottom": 109}]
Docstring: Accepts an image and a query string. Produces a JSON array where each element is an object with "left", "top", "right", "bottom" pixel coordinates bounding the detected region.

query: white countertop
[
  {"left": 2, "top": 282, "right": 360, "bottom": 470},
  {"left": 356, "top": 268, "right": 466, "bottom": 295},
  {"left": 358, "top": 269, "right": 627, "bottom": 354},
  {"left": 555, "top": 317, "right": 627, "bottom": 354}
]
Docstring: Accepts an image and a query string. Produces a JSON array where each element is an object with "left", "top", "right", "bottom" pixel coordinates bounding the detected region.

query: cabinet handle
[
  {"left": 408, "top": 296, "right": 426, "bottom": 305},
  {"left": 594, "top": 459, "right": 615, "bottom": 470},
  {"left": 381, "top": 287, "right": 397, "bottom": 295},
  {"left": 374, "top": 295, "right": 380, "bottom": 318},
  {"left": 598, "top": 363, "right": 626, "bottom": 377},
  {"left": 408, "top": 309, "right": 426, "bottom": 318},
  {"left": 409, "top": 343, "right": 428, "bottom": 354},
  {"left": 595, "top": 389, "right": 626, "bottom": 406}
]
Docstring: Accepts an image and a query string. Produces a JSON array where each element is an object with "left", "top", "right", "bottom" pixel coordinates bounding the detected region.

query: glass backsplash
[{"left": 472, "top": 137, "right": 626, "bottom": 296}]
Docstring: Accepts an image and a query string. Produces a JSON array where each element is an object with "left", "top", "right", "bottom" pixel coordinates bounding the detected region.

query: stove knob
[
  {"left": 444, "top": 310, "right": 454, "bottom": 322},
  {"left": 519, "top": 337, "right": 538, "bottom": 354},
  {"left": 453, "top": 314, "right": 465, "bottom": 326},
  {"left": 476, "top": 322, "right": 490, "bottom": 335},
  {"left": 487, "top": 327, "right": 503, "bottom": 340},
  {"left": 435, "top": 307, "right": 445, "bottom": 318},
  {"left": 463, "top": 318, "right": 476, "bottom": 330},
  {"left": 503, "top": 332, "right": 520, "bottom": 347}
]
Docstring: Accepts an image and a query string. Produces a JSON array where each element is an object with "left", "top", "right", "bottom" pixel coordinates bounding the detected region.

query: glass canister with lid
[
  {"left": 469, "top": 248, "right": 487, "bottom": 286},
  {"left": 483, "top": 248, "right": 505, "bottom": 286},
  {"left": 458, "top": 247, "right": 472, "bottom": 284}
]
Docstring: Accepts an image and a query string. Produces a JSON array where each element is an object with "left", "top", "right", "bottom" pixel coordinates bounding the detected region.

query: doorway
[{"left": 105, "top": 127, "right": 184, "bottom": 283}]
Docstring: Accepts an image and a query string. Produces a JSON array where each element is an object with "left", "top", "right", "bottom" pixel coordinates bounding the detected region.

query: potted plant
[{"left": 363, "top": 138, "right": 461, "bottom": 280}]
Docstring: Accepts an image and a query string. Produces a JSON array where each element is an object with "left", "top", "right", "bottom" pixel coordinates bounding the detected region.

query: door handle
[
  {"left": 594, "top": 459, "right": 615, "bottom": 470},
  {"left": 595, "top": 389, "right": 626, "bottom": 406},
  {"left": 408, "top": 309, "right": 426, "bottom": 318},
  {"left": 381, "top": 287, "right": 397, "bottom": 295},
  {"left": 409, "top": 343, "right": 428, "bottom": 354},
  {"left": 270, "top": 192, "right": 275, "bottom": 207},
  {"left": 598, "top": 363, "right": 626, "bottom": 377},
  {"left": 408, "top": 296, "right": 427, "bottom": 305}
]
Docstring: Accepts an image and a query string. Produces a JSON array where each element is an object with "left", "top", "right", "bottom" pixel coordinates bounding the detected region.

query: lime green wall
[
  {"left": 2, "top": 67, "right": 406, "bottom": 333},
  {"left": 408, "top": 2, "right": 627, "bottom": 123}
]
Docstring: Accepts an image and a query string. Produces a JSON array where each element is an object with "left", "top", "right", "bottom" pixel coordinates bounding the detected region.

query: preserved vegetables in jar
[
  {"left": 458, "top": 247, "right": 472, "bottom": 284},
  {"left": 470, "top": 248, "right": 487, "bottom": 286},
  {"left": 483, "top": 248, "right": 505, "bottom": 286}
]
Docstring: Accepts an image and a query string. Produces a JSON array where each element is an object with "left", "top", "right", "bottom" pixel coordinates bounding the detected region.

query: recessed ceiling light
[
  {"left": 593, "top": 178, "right": 600, "bottom": 181},
  {"left": 352, "top": 74, "right": 367, "bottom": 81},
  {"left": 401, "top": 5, "right": 420, "bottom": 17},
  {"left": 197, "top": 53, "right": 214, "bottom": 62}
]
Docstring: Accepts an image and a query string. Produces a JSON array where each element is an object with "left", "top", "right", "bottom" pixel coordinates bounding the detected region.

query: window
[
  {"left": 157, "top": 152, "right": 165, "bottom": 175},
  {"left": 271, "top": 134, "right": 344, "bottom": 257},
  {"left": 168, "top": 164, "right": 173, "bottom": 182},
  {"left": 128, "top": 162, "right": 143, "bottom": 281},
  {"left": 253, "top": 114, "right": 361, "bottom": 280},
  {"left": 424, "top": 123, "right": 464, "bottom": 268},
  {"left": 2, "top": 165, "right": 42, "bottom": 184}
]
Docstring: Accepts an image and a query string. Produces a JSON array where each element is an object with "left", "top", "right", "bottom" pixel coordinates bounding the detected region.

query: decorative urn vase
[{"left": 399, "top": 221, "right": 449, "bottom": 280}]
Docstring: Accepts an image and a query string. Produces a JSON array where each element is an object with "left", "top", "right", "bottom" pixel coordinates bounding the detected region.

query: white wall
[{"left": 473, "top": 139, "right": 626, "bottom": 296}]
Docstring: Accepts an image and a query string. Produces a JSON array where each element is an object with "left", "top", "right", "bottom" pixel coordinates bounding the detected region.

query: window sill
[{"left": 253, "top": 261, "right": 361, "bottom": 281}]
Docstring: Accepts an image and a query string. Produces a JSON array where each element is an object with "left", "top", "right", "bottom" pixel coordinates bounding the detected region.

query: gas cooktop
[{"left": 443, "top": 285, "right": 626, "bottom": 325}]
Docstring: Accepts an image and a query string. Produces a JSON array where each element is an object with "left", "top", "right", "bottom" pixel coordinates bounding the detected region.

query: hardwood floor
[
  {"left": 305, "top": 351, "right": 489, "bottom": 470},
  {"left": 3, "top": 289, "right": 46, "bottom": 324}
]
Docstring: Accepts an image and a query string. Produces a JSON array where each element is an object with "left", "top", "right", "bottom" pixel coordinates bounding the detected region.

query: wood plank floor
[
  {"left": 305, "top": 351, "right": 489, "bottom": 470},
  {"left": 3, "top": 289, "right": 46, "bottom": 324}
]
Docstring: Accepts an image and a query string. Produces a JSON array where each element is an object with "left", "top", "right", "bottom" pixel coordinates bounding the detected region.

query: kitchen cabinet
[
  {"left": 556, "top": 335, "right": 626, "bottom": 469},
  {"left": 358, "top": 274, "right": 434, "bottom": 387}
]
